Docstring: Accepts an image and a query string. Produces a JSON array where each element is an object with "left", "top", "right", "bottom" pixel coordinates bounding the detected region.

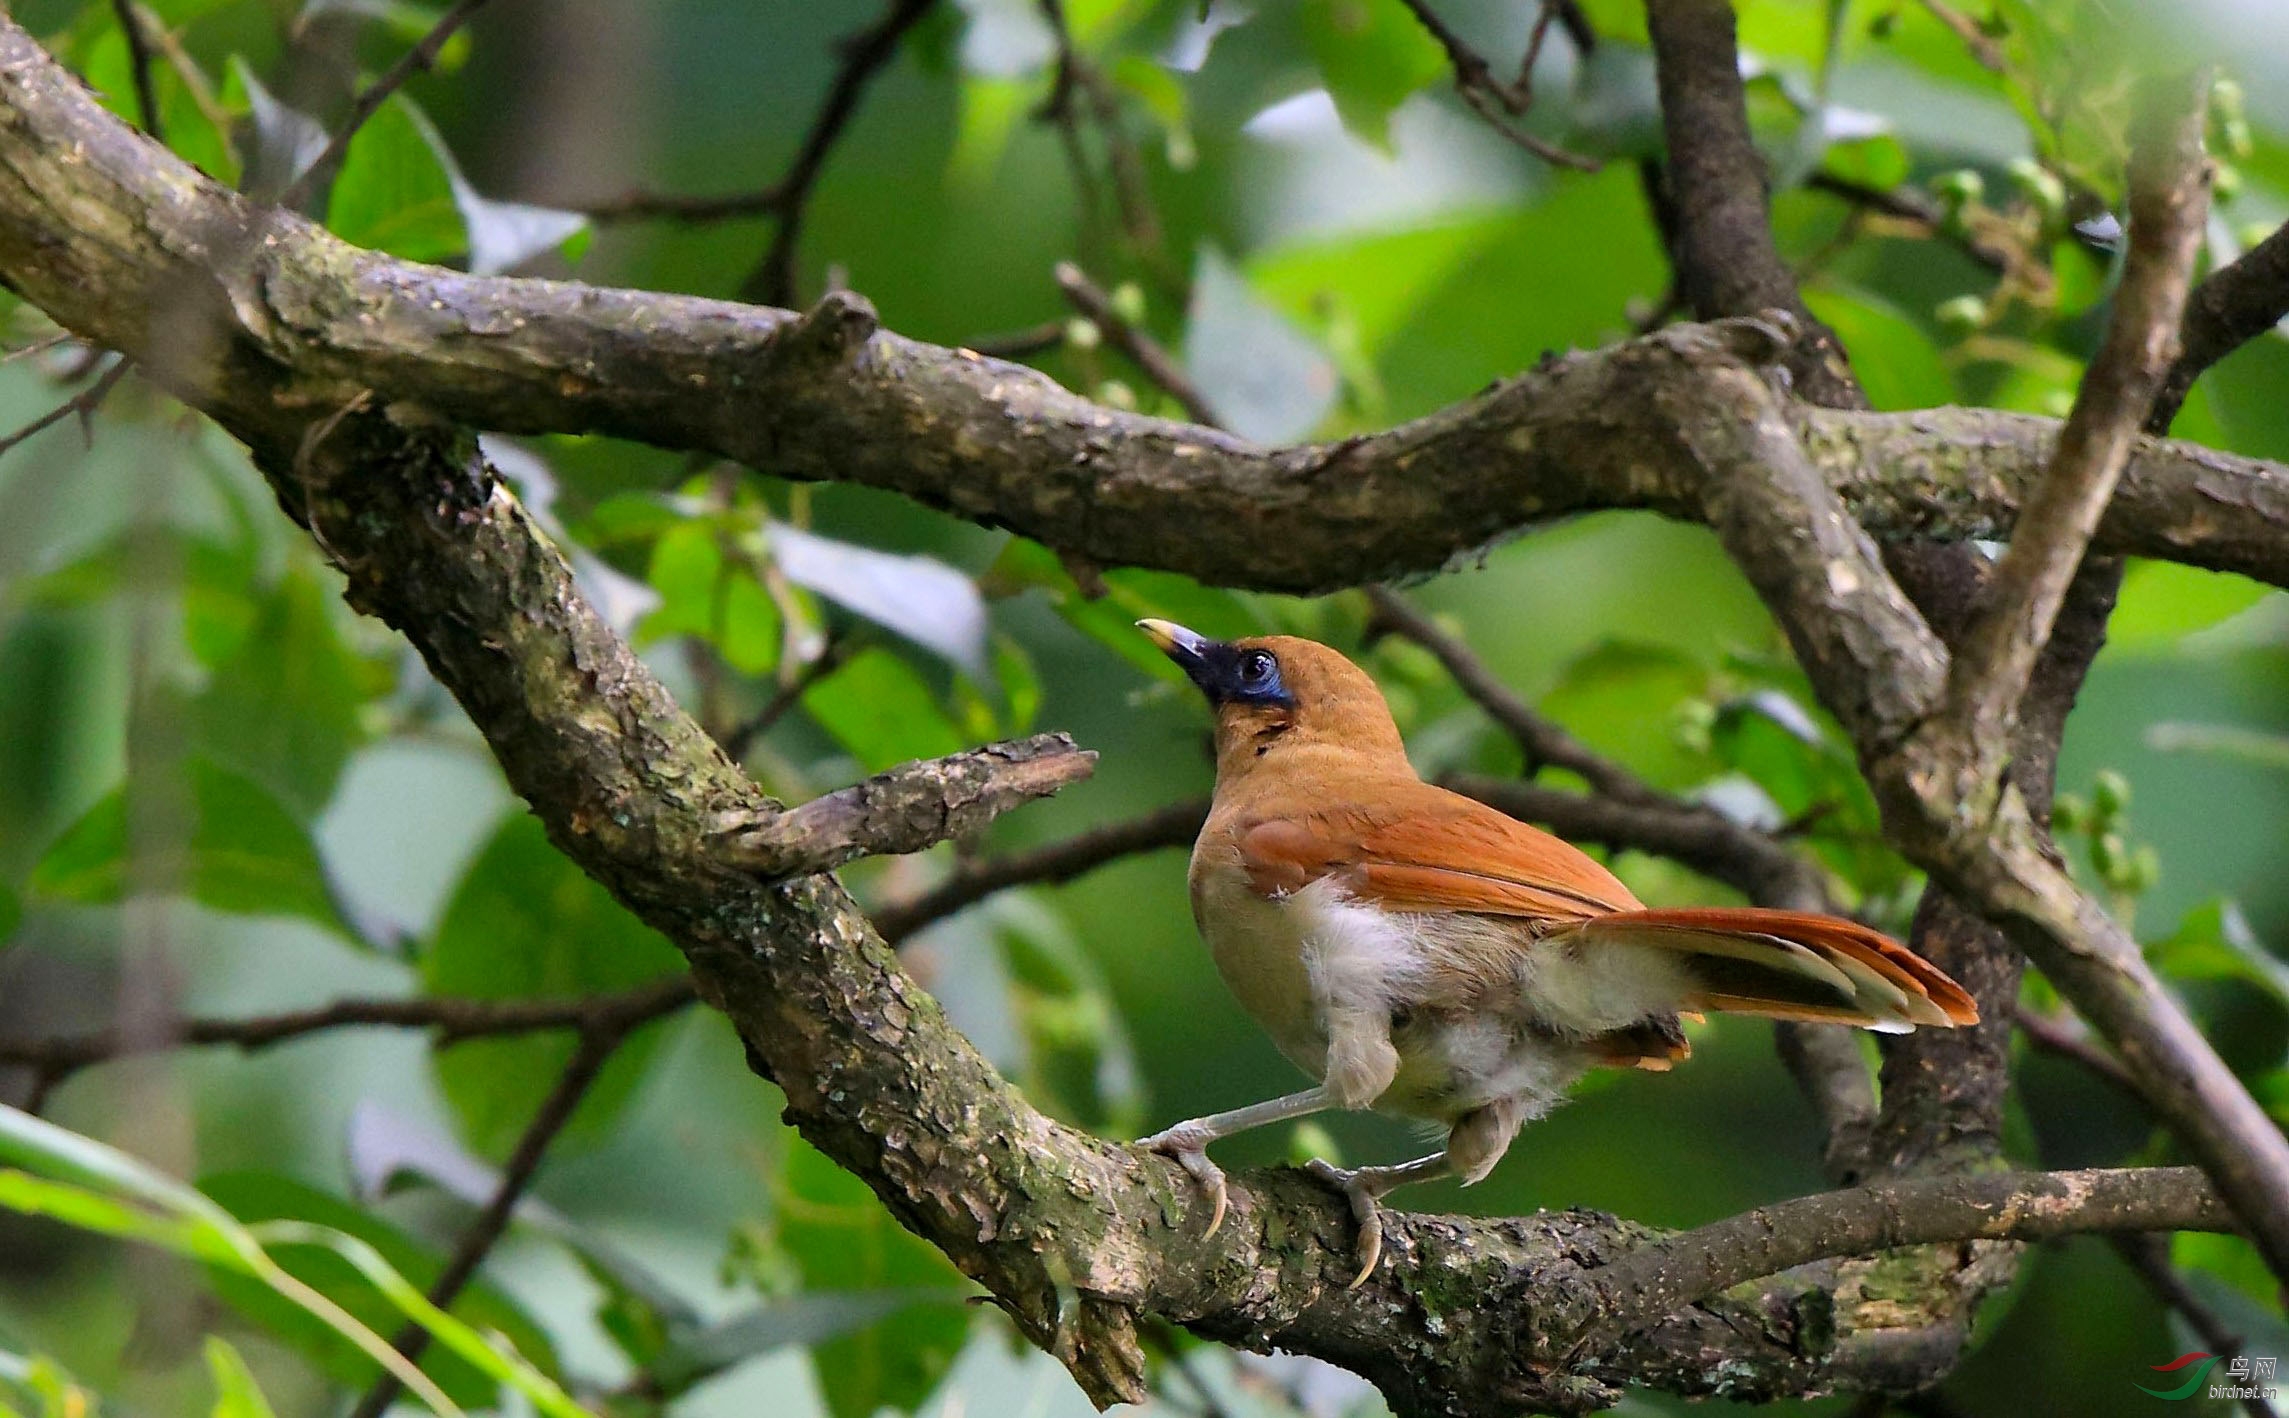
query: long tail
[{"left": 1576, "top": 906, "right": 1979, "bottom": 1033}]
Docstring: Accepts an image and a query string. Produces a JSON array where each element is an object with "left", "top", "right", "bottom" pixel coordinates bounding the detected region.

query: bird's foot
[
  {"left": 1138, "top": 1122, "right": 1229, "bottom": 1237},
  {"left": 1302, "top": 1158, "right": 1388, "bottom": 1290}
]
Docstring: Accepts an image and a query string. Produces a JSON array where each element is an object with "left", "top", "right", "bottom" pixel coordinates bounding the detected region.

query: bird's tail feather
[{"left": 1577, "top": 906, "right": 1978, "bottom": 1032}]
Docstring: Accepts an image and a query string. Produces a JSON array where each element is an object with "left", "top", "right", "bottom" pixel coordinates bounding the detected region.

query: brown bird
[{"left": 1133, "top": 620, "right": 1977, "bottom": 1285}]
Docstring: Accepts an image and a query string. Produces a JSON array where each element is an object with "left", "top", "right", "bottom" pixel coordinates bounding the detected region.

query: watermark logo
[{"left": 2138, "top": 1350, "right": 2279, "bottom": 1402}]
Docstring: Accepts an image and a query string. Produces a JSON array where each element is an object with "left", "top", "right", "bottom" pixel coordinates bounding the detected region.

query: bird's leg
[
  {"left": 1302, "top": 1151, "right": 1454, "bottom": 1289},
  {"left": 1136, "top": 1085, "right": 1334, "bottom": 1238}
]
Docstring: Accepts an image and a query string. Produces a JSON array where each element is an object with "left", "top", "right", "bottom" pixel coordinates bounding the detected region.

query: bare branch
[
  {"left": 1393, "top": 0, "right": 1601, "bottom": 171},
  {"left": 1548, "top": 1165, "right": 2230, "bottom": 1357},
  {"left": 1944, "top": 74, "right": 2212, "bottom": 771},
  {"left": 714, "top": 733, "right": 1098, "bottom": 878},
  {"left": 739, "top": 0, "right": 937, "bottom": 306},
  {"left": 275, "top": 0, "right": 491, "bottom": 209},
  {"left": 107, "top": 0, "right": 164, "bottom": 141},
  {"left": 2154, "top": 217, "right": 2289, "bottom": 429},
  {"left": 1055, "top": 260, "right": 1212, "bottom": 424},
  {"left": 720, "top": 634, "right": 851, "bottom": 762},
  {"left": 1915, "top": 0, "right": 2008, "bottom": 72},
  {"left": 1036, "top": 0, "right": 1165, "bottom": 261},
  {"left": 0, "top": 357, "right": 132, "bottom": 461},
  {"left": 0, "top": 57, "right": 2285, "bottom": 598},
  {"left": 1365, "top": 590, "right": 1668, "bottom": 805},
  {"left": 579, "top": 186, "right": 785, "bottom": 224},
  {"left": 874, "top": 797, "right": 1206, "bottom": 941},
  {"left": 350, "top": 1022, "right": 632, "bottom": 1418},
  {"left": 0, "top": 977, "right": 698, "bottom": 1094},
  {"left": 2015, "top": 1003, "right": 2141, "bottom": 1099}
]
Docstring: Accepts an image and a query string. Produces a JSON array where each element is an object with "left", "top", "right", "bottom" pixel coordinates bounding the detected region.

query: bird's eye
[{"left": 1242, "top": 651, "right": 1275, "bottom": 683}]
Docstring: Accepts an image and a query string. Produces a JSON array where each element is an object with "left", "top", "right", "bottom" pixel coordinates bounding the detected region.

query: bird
[{"left": 1131, "top": 619, "right": 1978, "bottom": 1287}]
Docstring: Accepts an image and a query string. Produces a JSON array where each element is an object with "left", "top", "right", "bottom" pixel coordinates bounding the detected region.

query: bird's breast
[{"left": 1188, "top": 848, "right": 1327, "bottom": 1076}]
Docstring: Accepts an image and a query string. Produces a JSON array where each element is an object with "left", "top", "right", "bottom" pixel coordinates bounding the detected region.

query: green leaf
[
  {"left": 1540, "top": 642, "right": 1713, "bottom": 791},
  {"left": 422, "top": 815, "right": 684, "bottom": 1157},
  {"left": 771, "top": 522, "right": 989, "bottom": 678},
  {"left": 325, "top": 96, "right": 465, "bottom": 263},
  {"left": 204, "top": 1337, "right": 279, "bottom": 1418},
  {"left": 0, "top": 1106, "right": 487, "bottom": 1418},
  {"left": 2107, "top": 560, "right": 2273, "bottom": 653},
  {"left": 77, "top": 26, "right": 239, "bottom": 185},
  {"left": 190, "top": 567, "right": 377, "bottom": 817},
  {"left": 1819, "top": 134, "right": 1910, "bottom": 191},
  {"left": 993, "top": 896, "right": 1142, "bottom": 1132},
  {"left": 636, "top": 519, "right": 780, "bottom": 674},
  {"left": 0, "top": 1349, "right": 100, "bottom": 1418},
  {"left": 803, "top": 648, "right": 966, "bottom": 772},
  {"left": 1300, "top": 0, "right": 1446, "bottom": 151},
  {"left": 1803, "top": 283, "right": 1953, "bottom": 411},
  {"left": 647, "top": 1291, "right": 964, "bottom": 1400},
  {"left": 2146, "top": 898, "right": 2289, "bottom": 1008},
  {"left": 769, "top": 1140, "right": 970, "bottom": 1418},
  {"left": 28, "top": 758, "right": 349, "bottom": 936},
  {"left": 199, "top": 1172, "right": 560, "bottom": 1409}
]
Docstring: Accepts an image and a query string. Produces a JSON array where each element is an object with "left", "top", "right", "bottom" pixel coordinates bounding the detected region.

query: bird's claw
[
  {"left": 1303, "top": 1158, "right": 1383, "bottom": 1289},
  {"left": 1139, "top": 1126, "right": 1229, "bottom": 1237}
]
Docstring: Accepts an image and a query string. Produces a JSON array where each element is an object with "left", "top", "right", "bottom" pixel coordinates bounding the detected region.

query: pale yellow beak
[{"left": 1136, "top": 618, "right": 1210, "bottom": 669}]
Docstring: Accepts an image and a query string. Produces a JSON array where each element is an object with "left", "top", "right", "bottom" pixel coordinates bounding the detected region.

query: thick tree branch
[
  {"left": 0, "top": 52, "right": 2280, "bottom": 600},
  {"left": 1942, "top": 76, "right": 2211, "bottom": 776},
  {"left": 1623, "top": 76, "right": 2289, "bottom": 1290}
]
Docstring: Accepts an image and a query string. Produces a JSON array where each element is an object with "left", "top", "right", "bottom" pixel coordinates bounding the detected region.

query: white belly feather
[{"left": 1192, "top": 866, "right": 1697, "bottom": 1126}]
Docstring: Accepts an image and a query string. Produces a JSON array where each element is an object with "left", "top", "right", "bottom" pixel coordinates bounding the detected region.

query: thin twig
[
  {"left": 1551, "top": 1165, "right": 2229, "bottom": 1355},
  {"left": 0, "top": 358, "right": 133, "bottom": 461},
  {"left": 720, "top": 634, "right": 852, "bottom": 761},
  {"left": 0, "top": 976, "right": 698, "bottom": 1098},
  {"left": 1363, "top": 588, "right": 1664, "bottom": 804},
  {"left": 961, "top": 320, "right": 1067, "bottom": 360},
  {"left": 1394, "top": 0, "right": 1601, "bottom": 171},
  {"left": 275, "top": 0, "right": 492, "bottom": 209},
  {"left": 347, "top": 1021, "right": 633, "bottom": 1418},
  {"left": 873, "top": 797, "right": 1207, "bottom": 941},
  {"left": 2013, "top": 1002, "right": 2141, "bottom": 1098},
  {"left": 738, "top": 0, "right": 937, "bottom": 307},
  {"left": 580, "top": 187, "right": 785, "bottom": 225},
  {"left": 1, "top": 332, "right": 77, "bottom": 366},
  {"left": 1054, "top": 261, "right": 1213, "bottom": 424},
  {"left": 2111, "top": 1233, "right": 2273, "bottom": 1418},
  {"left": 1942, "top": 74, "right": 2212, "bottom": 771},
  {"left": 1915, "top": 0, "right": 2008, "bottom": 73},
  {"left": 1035, "top": 0, "right": 1165, "bottom": 261},
  {"left": 107, "top": 0, "right": 164, "bottom": 141}
]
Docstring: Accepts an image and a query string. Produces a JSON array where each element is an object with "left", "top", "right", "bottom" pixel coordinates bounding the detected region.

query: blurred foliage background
[{"left": 0, "top": 0, "right": 2288, "bottom": 1414}]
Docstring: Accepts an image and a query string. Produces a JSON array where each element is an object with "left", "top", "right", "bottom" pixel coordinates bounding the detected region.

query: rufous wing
[
  {"left": 1576, "top": 906, "right": 1979, "bottom": 1031},
  {"left": 1233, "top": 784, "right": 1644, "bottom": 922}
]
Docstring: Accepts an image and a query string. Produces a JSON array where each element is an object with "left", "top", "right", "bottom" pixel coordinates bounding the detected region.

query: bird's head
[{"left": 1137, "top": 621, "right": 1410, "bottom": 782}]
